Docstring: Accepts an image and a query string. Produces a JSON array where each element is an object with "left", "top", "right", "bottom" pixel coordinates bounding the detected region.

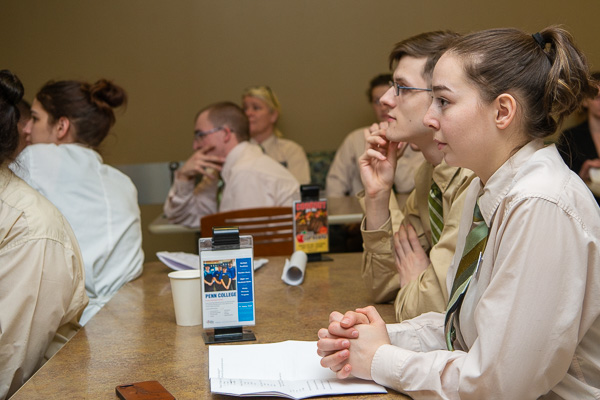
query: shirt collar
[
  {"left": 0, "top": 163, "right": 11, "bottom": 193},
  {"left": 250, "top": 134, "right": 276, "bottom": 150},
  {"left": 221, "top": 141, "right": 252, "bottom": 183},
  {"left": 478, "top": 139, "right": 545, "bottom": 225},
  {"left": 432, "top": 159, "right": 462, "bottom": 192}
]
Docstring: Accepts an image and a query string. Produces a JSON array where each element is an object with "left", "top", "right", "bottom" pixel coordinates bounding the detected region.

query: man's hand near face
[{"left": 175, "top": 144, "right": 226, "bottom": 182}]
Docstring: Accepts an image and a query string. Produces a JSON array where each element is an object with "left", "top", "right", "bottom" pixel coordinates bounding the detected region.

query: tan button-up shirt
[
  {"left": 361, "top": 159, "right": 474, "bottom": 321},
  {"left": 371, "top": 141, "right": 600, "bottom": 399},
  {"left": 251, "top": 134, "right": 311, "bottom": 185},
  {"left": 0, "top": 165, "right": 88, "bottom": 399}
]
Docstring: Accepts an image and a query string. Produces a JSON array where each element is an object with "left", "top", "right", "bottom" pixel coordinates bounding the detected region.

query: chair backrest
[
  {"left": 115, "top": 161, "right": 183, "bottom": 205},
  {"left": 200, "top": 207, "right": 294, "bottom": 256}
]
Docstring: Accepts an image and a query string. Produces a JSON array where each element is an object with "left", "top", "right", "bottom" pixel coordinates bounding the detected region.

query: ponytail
[{"left": 538, "top": 26, "right": 597, "bottom": 131}]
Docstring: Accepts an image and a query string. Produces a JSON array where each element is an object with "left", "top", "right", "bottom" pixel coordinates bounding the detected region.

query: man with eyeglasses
[
  {"left": 163, "top": 101, "right": 299, "bottom": 229},
  {"left": 358, "top": 31, "right": 475, "bottom": 322},
  {"left": 326, "top": 74, "right": 424, "bottom": 198}
]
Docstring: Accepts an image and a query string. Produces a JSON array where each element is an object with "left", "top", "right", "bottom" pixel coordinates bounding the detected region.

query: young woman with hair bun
[
  {"left": 317, "top": 26, "right": 600, "bottom": 399},
  {"left": 0, "top": 70, "right": 87, "bottom": 399},
  {"left": 14, "top": 78, "right": 143, "bottom": 325}
]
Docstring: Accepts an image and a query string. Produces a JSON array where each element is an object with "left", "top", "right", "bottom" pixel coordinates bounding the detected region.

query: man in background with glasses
[
  {"left": 359, "top": 31, "right": 475, "bottom": 322},
  {"left": 163, "top": 102, "right": 299, "bottom": 229},
  {"left": 326, "top": 74, "right": 424, "bottom": 198}
]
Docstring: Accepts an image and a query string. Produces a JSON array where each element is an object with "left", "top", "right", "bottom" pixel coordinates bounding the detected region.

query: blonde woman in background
[{"left": 242, "top": 86, "right": 311, "bottom": 184}]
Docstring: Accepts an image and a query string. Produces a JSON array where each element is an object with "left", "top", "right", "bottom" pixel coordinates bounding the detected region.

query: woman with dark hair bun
[
  {"left": 318, "top": 26, "right": 600, "bottom": 399},
  {"left": 28, "top": 79, "right": 126, "bottom": 148},
  {"left": 13, "top": 78, "right": 143, "bottom": 325},
  {"left": 0, "top": 70, "right": 87, "bottom": 400}
]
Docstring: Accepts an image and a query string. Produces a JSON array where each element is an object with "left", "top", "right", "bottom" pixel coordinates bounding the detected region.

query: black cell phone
[{"left": 115, "top": 381, "right": 175, "bottom": 400}]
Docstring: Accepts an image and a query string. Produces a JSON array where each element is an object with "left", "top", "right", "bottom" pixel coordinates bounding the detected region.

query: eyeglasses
[
  {"left": 194, "top": 126, "right": 224, "bottom": 140},
  {"left": 389, "top": 81, "right": 432, "bottom": 96}
]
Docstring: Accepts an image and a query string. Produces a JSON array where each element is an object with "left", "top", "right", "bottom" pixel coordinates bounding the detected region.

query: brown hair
[
  {"left": 0, "top": 70, "right": 24, "bottom": 163},
  {"left": 17, "top": 99, "right": 31, "bottom": 122},
  {"left": 366, "top": 73, "right": 392, "bottom": 102},
  {"left": 446, "top": 26, "right": 598, "bottom": 139},
  {"left": 389, "top": 31, "right": 461, "bottom": 80},
  {"left": 586, "top": 71, "right": 600, "bottom": 100},
  {"left": 199, "top": 101, "right": 249, "bottom": 142},
  {"left": 36, "top": 79, "right": 127, "bottom": 148},
  {"left": 590, "top": 72, "right": 600, "bottom": 88}
]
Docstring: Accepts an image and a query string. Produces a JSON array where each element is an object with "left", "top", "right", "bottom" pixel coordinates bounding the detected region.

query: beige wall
[
  {"left": 3, "top": 0, "right": 598, "bottom": 162},
  {"left": 2, "top": 0, "right": 598, "bottom": 258}
]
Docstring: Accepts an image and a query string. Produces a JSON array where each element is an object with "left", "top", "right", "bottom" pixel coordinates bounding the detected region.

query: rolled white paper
[{"left": 281, "top": 251, "right": 308, "bottom": 286}]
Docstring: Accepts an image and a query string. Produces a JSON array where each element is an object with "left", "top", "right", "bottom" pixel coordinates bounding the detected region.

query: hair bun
[
  {"left": 0, "top": 70, "right": 24, "bottom": 106},
  {"left": 90, "top": 79, "right": 127, "bottom": 109}
]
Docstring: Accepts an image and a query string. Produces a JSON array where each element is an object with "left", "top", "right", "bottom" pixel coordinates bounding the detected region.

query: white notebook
[{"left": 208, "top": 340, "right": 387, "bottom": 399}]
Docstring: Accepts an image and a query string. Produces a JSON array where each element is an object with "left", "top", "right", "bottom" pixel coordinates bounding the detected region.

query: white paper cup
[
  {"left": 590, "top": 167, "right": 600, "bottom": 183},
  {"left": 168, "top": 270, "right": 202, "bottom": 326}
]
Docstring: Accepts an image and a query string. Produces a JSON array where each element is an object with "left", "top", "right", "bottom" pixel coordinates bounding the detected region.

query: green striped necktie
[
  {"left": 216, "top": 176, "right": 225, "bottom": 209},
  {"left": 428, "top": 181, "right": 444, "bottom": 246},
  {"left": 445, "top": 200, "right": 489, "bottom": 351}
]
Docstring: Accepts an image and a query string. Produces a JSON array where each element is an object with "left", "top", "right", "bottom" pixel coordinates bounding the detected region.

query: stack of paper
[
  {"left": 157, "top": 251, "right": 200, "bottom": 270},
  {"left": 209, "top": 340, "right": 387, "bottom": 399}
]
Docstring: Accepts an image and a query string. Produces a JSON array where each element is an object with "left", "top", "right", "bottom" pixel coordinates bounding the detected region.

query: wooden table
[
  {"left": 12, "top": 253, "right": 409, "bottom": 399},
  {"left": 148, "top": 213, "right": 197, "bottom": 234}
]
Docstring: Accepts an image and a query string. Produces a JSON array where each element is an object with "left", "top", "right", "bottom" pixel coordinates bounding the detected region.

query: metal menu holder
[
  {"left": 199, "top": 227, "right": 256, "bottom": 344},
  {"left": 293, "top": 184, "right": 332, "bottom": 262}
]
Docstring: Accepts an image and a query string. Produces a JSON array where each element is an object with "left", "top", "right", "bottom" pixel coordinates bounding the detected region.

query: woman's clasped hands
[{"left": 316, "top": 306, "right": 391, "bottom": 380}]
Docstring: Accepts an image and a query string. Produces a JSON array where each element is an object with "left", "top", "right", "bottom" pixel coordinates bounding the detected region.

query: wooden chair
[{"left": 200, "top": 207, "right": 294, "bottom": 256}]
